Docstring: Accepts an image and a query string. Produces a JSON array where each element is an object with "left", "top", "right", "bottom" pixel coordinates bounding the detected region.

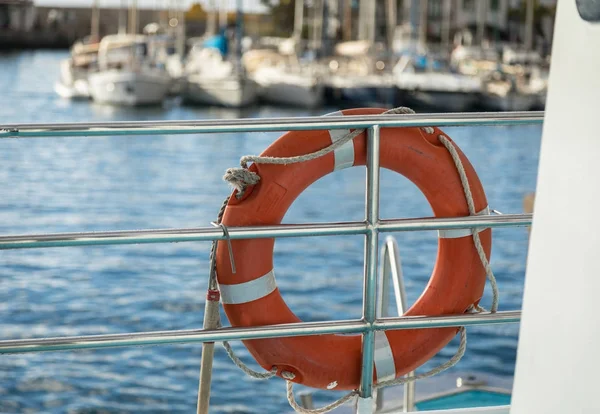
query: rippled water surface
[{"left": 0, "top": 51, "right": 540, "bottom": 413}]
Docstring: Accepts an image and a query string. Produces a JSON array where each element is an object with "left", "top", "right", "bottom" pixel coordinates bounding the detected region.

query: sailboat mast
[
  {"left": 418, "top": 0, "right": 428, "bottom": 50},
  {"left": 402, "top": 0, "right": 413, "bottom": 40},
  {"left": 477, "top": 0, "right": 488, "bottom": 46},
  {"left": 367, "top": 0, "right": 376, "bottom": 45},
  {"left": 206, "top": 0, "right": 217, "bottom": 35},
  {"left": 524, "top": 0, "right": 534, "bottom": 51},
  {"left": 235, "top": 0, "right": 243, "bottom": 61},
  {"left": 128, "top": 0, "right": 138, "bottom": 34},
  {"left": 118, "top": 0, "right": 127, "bottom": 34},
  {"left": 90, "top": 0, "right": 100, "bottom": 42},
  {"left": 219, "top": 0, "right": 228, "bottom": 30},
  {"left": 357, "top": 0, "right": 366, "bottom": 40},
  {"left": 176, "top": 0, "right": 185, "bottom": 57},
  {"left": 441, "top": 0, "right": 451, "bottom": 51},
  {"left": 386, "top": 0, "right": 396, "bottom": 55},
  {"left": 342, "top": 0, "right": 351, "bottom": 41},
  {"left": 293, "top": 0, "right": 304, "bottom": 45},
  {"left": 310, "top": 0, "right": 324, "bottom": 54}
]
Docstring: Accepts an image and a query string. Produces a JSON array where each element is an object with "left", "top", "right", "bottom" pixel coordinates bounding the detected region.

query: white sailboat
[
  {"left": 142, "top": 22, "right": 186, "bottom": 96},
  {"left": 54, "top": 40, "right": 97, "bottom": 100},
  {"left": 87, "top": 1, "right": 171, "bottom": 106},
  {"left": 183, "top": 1, "right": 257, "bottom": 107},
  {"left": 183, "top": 35, "right": 258, "bottom": 108},
  {"left": 243, "top": 1, "right": 324, "bottom": 108},
  {"left": 250, "top": 61, "right": 324, "bottom": 108},
  {"left": 245, "top": 39, "right": 324, "bottom": 108},
  {"left": 393, "top": 53, "right": 482, "bottom": 112},
  {"left": 393, "top": 1, "right": 481, "bottom": 112},
  {"left": 54, "top": 0, "right": 101, "bottom": 100},
  {"left": 323, "top": 0, "right": 398, "bottom": 107},
  {"left": 324, "top": 60, "right": 397, "bottom": 107},
  {"left": 479, "top": 70, "right": 537, "bottom": 112},
  {"left": 88, "top": 34, "right": 172, "bottom": 106},
  {"left": 184, "top": 43, "right": 257, "bottom": 108}
]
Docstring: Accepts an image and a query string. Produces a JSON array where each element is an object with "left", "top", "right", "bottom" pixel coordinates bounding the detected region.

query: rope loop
[
  {"left": 222, "top": 106, "right": 418, "bottom": 198},
  {"left": 284, "top": 369, "right": 359, "bottom": 414},
  {"left": 434, "top": 134, "right": 499, "bottom": 313},
  {"left": 210, "top": 221, "right": 236, "bottom": 274}
]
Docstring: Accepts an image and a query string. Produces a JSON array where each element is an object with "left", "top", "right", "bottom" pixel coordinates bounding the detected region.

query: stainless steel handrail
[
  {"left": 0, "top": 111, "right": 543, "bottom": 138},
  {"left": 376, "top": 236, "right": 415, "bottom": 412},
  {"left": 360, "top": 125, "right": 381, "bottom": 399},
  {"left": 0, "top": 311, "right": 522, "bottom": 354},
  {"left": 0, "top": 214, "right": 532, "bottom": 249}
]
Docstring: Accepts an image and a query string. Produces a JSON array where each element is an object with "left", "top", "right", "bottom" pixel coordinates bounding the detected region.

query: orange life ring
[{"left": 215, "top": 108, "right": 491, "bottom": 391}]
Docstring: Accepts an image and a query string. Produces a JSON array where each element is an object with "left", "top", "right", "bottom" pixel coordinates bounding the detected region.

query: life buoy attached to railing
[{"left": 215, "top": 108, "right": 491, "bottom": 391}]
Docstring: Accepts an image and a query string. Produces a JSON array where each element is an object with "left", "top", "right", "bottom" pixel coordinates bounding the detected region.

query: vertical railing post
[
  {"left": 376, "top": 236, "right": 416, "bottom": 412},
  {"left": 196, "top": 292, "right": 221, "bottom": 414},
  {"left": 375, "top": 239, "right": 391, "bottom": 412},
  {"left": 357, "top": 125, "right": 381, "bottom": 413}
]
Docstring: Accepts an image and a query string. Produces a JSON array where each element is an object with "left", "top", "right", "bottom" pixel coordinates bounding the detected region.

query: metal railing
[
  {"left": 376, "top": 236, "right": 414, "bottom": 412},
  {"left": 0, "top": 111, "right": 540, "bottom": 412}
]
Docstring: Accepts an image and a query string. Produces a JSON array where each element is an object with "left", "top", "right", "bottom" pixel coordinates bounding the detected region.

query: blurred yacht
[{"left": 88, "top": 34, "right": 172, "bottom": 106}]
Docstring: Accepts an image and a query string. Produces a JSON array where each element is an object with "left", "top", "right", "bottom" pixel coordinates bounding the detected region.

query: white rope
[
  {"left": 222, "top": 339, "right": 277, "bottom": 379},
  {"left": 223, "top": 107, "right": 417, "bottom": 198},
  {"left": 283, "top": 371, "right": 359, "bottom": 414},
  {"left": 436, "top": 134, "right": 499, "bottom": 313},
  {"left": 207, "top": 199, "right": 277, "bottom": 381},
  {"left": 211, "top": 107, "right": 500, "bottom": 413}
]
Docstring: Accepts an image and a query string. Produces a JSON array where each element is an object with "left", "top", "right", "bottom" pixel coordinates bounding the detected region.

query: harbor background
[
  {"left": 1, "top": 1, "right": 556, "bottom": 52},
  {"left": 0, "top": 49, "right": 539, "bottom": 413},
  {"left": 0, "top": 0, "right": 548, "bottom": 412}
]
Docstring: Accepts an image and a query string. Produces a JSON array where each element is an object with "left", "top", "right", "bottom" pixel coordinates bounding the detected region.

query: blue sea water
[{"left": 0, "top": 51, "right": 540, "bottom": 413}]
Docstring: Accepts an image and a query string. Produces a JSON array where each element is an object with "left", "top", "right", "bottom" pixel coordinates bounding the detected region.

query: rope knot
[
  {"left": 282, "top": 371, "right": 296, "bottom": 380},
  {"left": 223, "top": 167, "right": 260, "bottom": 199}
]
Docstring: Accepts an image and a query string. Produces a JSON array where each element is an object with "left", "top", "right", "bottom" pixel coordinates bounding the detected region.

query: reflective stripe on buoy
[
  {"left": 374, "top": 331, "right": 396, "bottom": 382},
  {"left": 219, "top": 270, "right": 277, "bottom": 304},
  {"left": 438, "top": 206, "right": 490, "bottom": 239},
  {"left": 325, "top": 110, "right": 354, "bottom": 171}
]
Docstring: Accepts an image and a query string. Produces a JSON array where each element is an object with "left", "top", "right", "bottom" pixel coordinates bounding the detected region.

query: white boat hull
[
  {"left": 399, "top": 89, "right": 478, "bottom": 112},
  {"left": 54, "top": 79, "right": 90, "bottom": 100},
  {"left": 184, "top": 75, "right": 257, "bottom": 108},
  {"left": 55, "top": 58, "right": 91, "bottom": 100},
  {"left": 326, "top": 74, "right": 397, "bottom": 106},
  {"left": 394, "top": 68, "right": 481, "bottom": 111},
  {"left": 479, "top": 93, "right": 537, "bottom": 112},
  {"left": 332, "top": 85, "right": 397, "bottom": 106},
  {"left": 258, "top": 82, "right": 323, "bottom": 108},
  {"left": 88, "top": 70, "right": 171, "bottom": 106},
  {"left": 251, "top": 66, "right": 324, "bottom": 108}
]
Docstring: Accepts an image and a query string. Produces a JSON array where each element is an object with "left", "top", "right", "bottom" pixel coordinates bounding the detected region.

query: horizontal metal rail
[
  {"left": 0, "top": 214, "right": 531, "bottom": 249},
  {"left": 0, "top": 311, "right": 521, "bottom": 354},
  {"left": 0, "top": 111, "right": 543, "bottom": 138}
]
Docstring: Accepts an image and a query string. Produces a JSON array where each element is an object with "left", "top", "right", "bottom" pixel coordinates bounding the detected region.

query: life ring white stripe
[
  {"left": 219, "top": 270, "right": 277, "bottom": 304},
  {"left": 438, "top": 206, "right": 490, "bottom": 239},
  {"left": 374, "top": 331, "right": 396, "bottom": 382},
  {"left": 324, "top": 110, "right": 355, "bottom": 171}
]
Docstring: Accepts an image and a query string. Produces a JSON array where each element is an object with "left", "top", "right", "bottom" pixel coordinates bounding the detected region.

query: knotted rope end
[{"left": 223, "top": 167, "right": 261, "bottom": 199}]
